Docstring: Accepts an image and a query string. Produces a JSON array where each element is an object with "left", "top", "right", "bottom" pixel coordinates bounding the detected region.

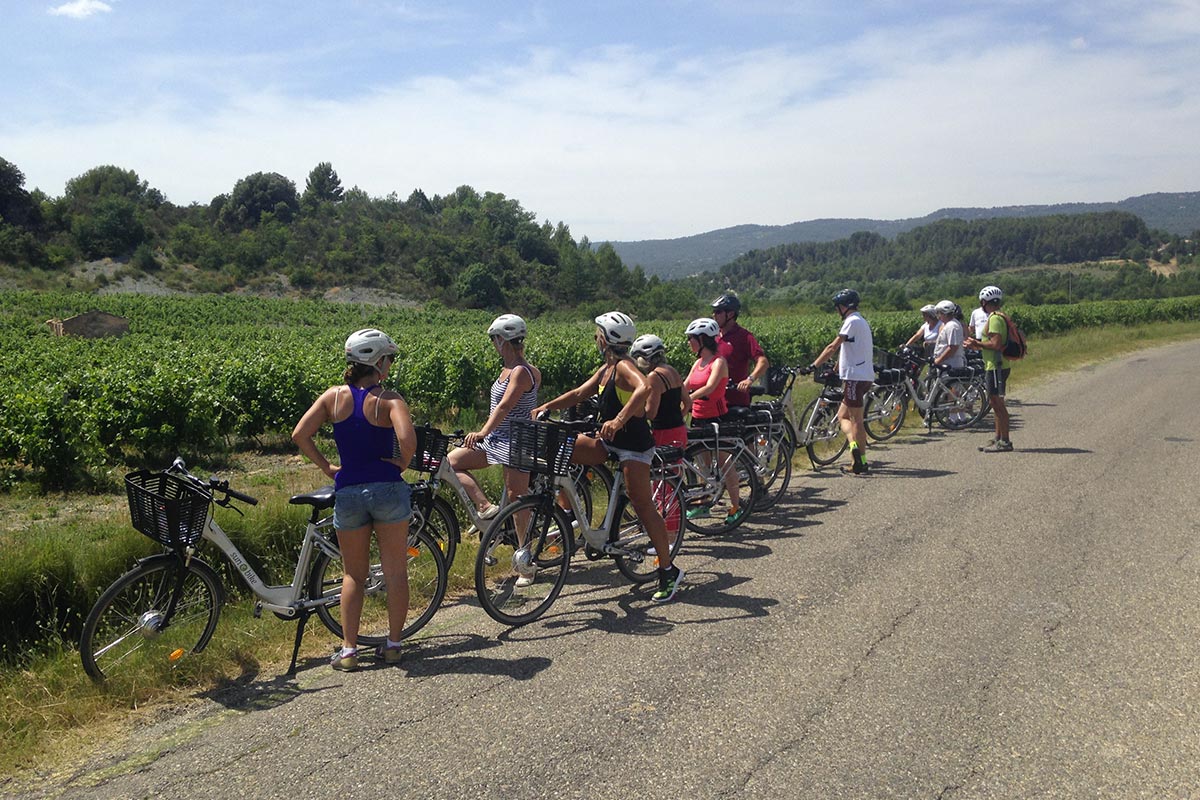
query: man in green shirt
[{"left": 963, "top": 285, "right": 1012, "bottom": 452}]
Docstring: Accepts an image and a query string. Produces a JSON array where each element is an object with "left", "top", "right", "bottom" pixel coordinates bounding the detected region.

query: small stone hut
[{"left": 47, "top": 310, "right": 130, "bottom": 338}]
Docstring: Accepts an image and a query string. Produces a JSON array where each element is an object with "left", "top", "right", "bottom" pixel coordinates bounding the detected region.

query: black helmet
[
  {"left": 710, "top": 293, "right": 741, "bottom": 314},
  {"left": 832, "top": 289, "right": 860, "bottom": 309}
]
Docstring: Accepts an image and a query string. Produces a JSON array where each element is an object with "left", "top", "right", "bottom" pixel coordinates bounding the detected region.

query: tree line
[
  {"left": 2, "top": 155, "right": 1198, "bottom": 316},
  {"left": 0, "top": 157, "right": 701, "bottom": 318}
]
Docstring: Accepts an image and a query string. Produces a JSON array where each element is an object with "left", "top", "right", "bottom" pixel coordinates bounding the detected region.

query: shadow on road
[
  {"left": 200, "top": 666, "right": 335, "bottom": 712},
  {"left": 400, "top": 632, "right": 553, "bottom": 680},
  {"left": 1012, "top": 447, "right": 1093, "bottom": 455}
]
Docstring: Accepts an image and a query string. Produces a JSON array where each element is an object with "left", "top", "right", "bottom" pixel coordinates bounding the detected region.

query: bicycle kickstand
[{"left": 287, "top": 609, "right": 314, "bottom": 676}]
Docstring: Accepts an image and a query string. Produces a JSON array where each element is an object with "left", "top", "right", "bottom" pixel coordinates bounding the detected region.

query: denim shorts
[{"left": 333, "top": 481, "right": 412, "bottom": 530}]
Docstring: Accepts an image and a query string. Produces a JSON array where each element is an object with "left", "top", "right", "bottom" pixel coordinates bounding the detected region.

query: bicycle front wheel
[
  {"left": 614, "top": 470, "right": 686, "bottom": 583},
  {"left": 933, "top": 378, "right": 988, "bottom": 430},
  {"left": 803, "top": 398, "right": 848, "bottom": 466},
  {"left": 475, "top": 497, "right": 574, "bottom": 626},
  {"left": 80, "top": 553, "right": 224, "bottom": 684},
  {"left": 310, "top": 525, "right": 449, "bottom": 646},
  {"left": 864, "top": 384, "right": 907, "bottom": 441},
  {"left": 682, "top": 443, "right": 763, "bottom": 534}
]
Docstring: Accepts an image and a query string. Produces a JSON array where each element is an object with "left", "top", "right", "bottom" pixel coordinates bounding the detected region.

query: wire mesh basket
[
  {"left": 763, "top": 366, "right": 789, "bottom": 396},
  {"left": 508, "top": 420, "right": 576, "bottom": 475},
  {"left": 125, "top": 470, "right": 212, "bottom": 549},
  {"left": 875, "top": 347, "right": 907, "bottom": 371},
  {"left": 399, "top": 424, "right": 450, "bottom": 473}
]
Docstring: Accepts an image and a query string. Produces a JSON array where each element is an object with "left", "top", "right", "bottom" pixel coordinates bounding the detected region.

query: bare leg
[
  {"left": 622, "top": 460, "right": 673, "bottom": 570},
  {"left": 335, "top": 524, "right": 372, "bottom": 649},
  {"left": 447, "top": 446, "right": 493, "bottom": 511},
  {"left": 373, "top": 519, "right": 410, "bottom": 642}
]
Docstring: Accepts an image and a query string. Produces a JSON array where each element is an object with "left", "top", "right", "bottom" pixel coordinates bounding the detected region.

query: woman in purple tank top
[{"left": 292, "top": 328, "right": 415, "bottom": 671}]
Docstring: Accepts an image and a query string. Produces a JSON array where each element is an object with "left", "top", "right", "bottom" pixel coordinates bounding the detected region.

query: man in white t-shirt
[
  {"left": 807, "top": 289, "right": 874, "bottom": 475},
  {"left": 969, "top": 301, "right": 989, "bottom": 340}
]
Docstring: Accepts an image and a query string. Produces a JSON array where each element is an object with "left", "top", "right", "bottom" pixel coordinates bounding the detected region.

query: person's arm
[
  {"left": 905, "top": 325, "right": 924, "bottom": 347},
  {"left": 687, "top": 358, "right": 729, "bottom": 401},
  {"left": 531, "top": 366, "right": 603, "bottom": 418},
  {"left": 387, "top": 393, "right": 416, "bottom": 470},
  {"left": 810, "top": 335, "right": 845, "bottom": 370},
  {"left": 599, "top": 361, "right": 650, "bottom": 441},
  {"left": 967, "top": 315, "right": 1003, "bottom": 352},
  {"left": 291, "top": 388, "right": 339, "bottom": 480},
  {"left": 465, "top": 367, "right": 532, "bottom": 448},
  {"left": 737, "top": 353, "right": 769, "bottom": 394}
]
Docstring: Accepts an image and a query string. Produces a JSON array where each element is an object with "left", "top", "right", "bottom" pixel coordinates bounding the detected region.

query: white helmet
[
  {"left": 979, "top": 285, "right": 1003, "bottom": 304},
  {"left": 935, "top": 300, "right": 957, "bottom": 316},
  {"left": 594, "top": 311, "right": 636, "bottom": 346},
  {"left": 631, "top": 334, "right": 665, "bottom": 361},
  {"left": 487, "top": 314, "right": 527, "bottom": 342},
  {"left": 685, "top": 318, "right": 720, "bottom": 339},
  {"left": 920, "top": 304, "right": 937, "bottom": 315},
  {"left": 345, "top": 328, "right": 398, "bottom": 366}
]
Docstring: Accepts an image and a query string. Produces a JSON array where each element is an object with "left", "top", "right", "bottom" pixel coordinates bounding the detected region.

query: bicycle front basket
[
  {"left": 508, "top": 420, "right": 576, "bottom": 476},
  {"left": 125, "top": 470, "right": 212, "bottom": 549},
  {"left": 401, "top": 424, "right": 450, "bottom": 473},
  {"left": 764, "top": 366, "right": 789, "bottom": 396}
]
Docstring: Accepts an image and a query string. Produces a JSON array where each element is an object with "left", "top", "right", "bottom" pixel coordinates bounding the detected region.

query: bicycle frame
[{"left": 199, "top": 512, "right": 341, "bottom": 618}]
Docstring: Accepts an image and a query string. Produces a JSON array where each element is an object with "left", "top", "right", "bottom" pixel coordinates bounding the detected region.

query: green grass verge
[{"left": 3, "top": 320, "right": 1200, "bottom": 779}]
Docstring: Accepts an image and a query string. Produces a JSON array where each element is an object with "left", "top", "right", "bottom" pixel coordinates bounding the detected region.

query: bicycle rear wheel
[
  {"left": 614, "top": 470, "right": 686, "bottom": 583},
  {"left": 80, "top": 553, "right": 224, "bottom": 684},
  {"left": 933, "top": 378, "right": 988, "bottom": 430},
  {"left": 475, "top": 496, "right": 573, "bottom": 626},
  {"left": 803, "top": 398, "right": 848, "bottom": 466},
  {"left": 311, "top": 525, "right": 449, "bottom": 646},
  {"left": 864, "top": 384, "right": 907, "bottom": 441},
  {"left": 753, "top": 430, "right": 794, "bottom": 510},
  {"left": 413, "top": 494, "right": 460, "bottom": 567}
]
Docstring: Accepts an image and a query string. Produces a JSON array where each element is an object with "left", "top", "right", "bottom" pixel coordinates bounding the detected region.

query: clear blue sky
[{"left": 2, "top": 0, "right": 1198, "bottom": 240}]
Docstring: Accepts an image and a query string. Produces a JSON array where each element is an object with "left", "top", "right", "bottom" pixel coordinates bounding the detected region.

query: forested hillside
[
  {"left": 0, "top": 158, "right": 697, "bottom": 318},
  {"left": 694, "top": 212, "right": 1200, "bottom": 310},
  {"left": 608, "top": 192, "right": 1200, "bottom": 278}
]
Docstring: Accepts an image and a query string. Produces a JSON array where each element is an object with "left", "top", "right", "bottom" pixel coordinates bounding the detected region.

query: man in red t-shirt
[{"left": 711, "top": 293, "right": 769, "bottom": 407}]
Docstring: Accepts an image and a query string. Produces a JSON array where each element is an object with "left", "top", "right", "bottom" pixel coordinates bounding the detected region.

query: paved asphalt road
[{"left": 9, "top": 341, "right": 1199, "bottom": 800}]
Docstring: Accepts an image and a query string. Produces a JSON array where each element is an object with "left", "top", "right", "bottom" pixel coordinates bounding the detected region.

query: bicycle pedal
[{"left": 253, "top": 602, "right": 263, "bottom": 619}]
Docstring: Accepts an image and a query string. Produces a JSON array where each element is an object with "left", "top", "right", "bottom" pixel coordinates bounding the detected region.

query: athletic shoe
[
  {"left": 723, "top": 506, "right": 746, "bottom": 525},
  {"left": 478, "top": 503, "right": 500, "bottom": 520},
  {"left": 980, "top": 439, "right": 1013, "bottom": 453},
  {"left": 330, "top": 648, "right": 359, "bottom": 671},
  {"left": 652, "top": 565, "right": 684, "bottom": 602},
  {"left": 374, "top": 643, "right": 403, "bottom": 664},
  {"left": 515, "top": 570, "right": 537, "bottom": 588},
  {"left": 685, "top": 506, "right": 711, "bottom": 520},
  {"left": 840, "top": 462, "right": 870, "bottom": 475}
]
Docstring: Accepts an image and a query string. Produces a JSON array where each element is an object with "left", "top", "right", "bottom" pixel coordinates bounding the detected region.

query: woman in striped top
[{"left": 447, "top": 314, "right": 541, "bottom": 522}]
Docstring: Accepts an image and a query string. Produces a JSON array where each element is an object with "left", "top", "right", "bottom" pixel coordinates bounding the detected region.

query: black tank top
[
  {"left": 651, "top": 371, "right": 685, "bottom": 430},
  {"left": 598, "top": 363, "right": 654, "bottom": 452}
]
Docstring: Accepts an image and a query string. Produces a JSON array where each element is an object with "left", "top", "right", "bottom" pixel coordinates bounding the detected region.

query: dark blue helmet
[
  {"left": 710, "top": 293, "right": 741, "bottom": 314},
  {"left": 832, "top": 289, "right": 860, "bottom": 309}
]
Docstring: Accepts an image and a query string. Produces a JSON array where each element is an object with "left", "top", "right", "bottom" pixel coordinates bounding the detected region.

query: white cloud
[
  {"left": 48, "top": 0, "right": 112, "bottom": 19},
  {"left": 7, "top": 5, "right": 1200, "bottom": 240}
]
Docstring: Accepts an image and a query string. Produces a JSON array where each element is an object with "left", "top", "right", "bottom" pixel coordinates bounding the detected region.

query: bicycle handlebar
[{"left": 167, "top": 457, "right": 259, "bottom": 507}]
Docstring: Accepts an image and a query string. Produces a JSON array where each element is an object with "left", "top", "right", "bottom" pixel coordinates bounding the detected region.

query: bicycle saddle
[{"left": 289, "top": 485, "right": 336, "bottom": 509}]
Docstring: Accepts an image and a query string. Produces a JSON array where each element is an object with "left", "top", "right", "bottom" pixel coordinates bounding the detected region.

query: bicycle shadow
[
  {"left": 1011, "top": 447, "right": 1093, "bottom": 455},
  {"left": 199, "top": 663, "right": 335, "bottom": 712},
  {"left": 397, "top": 632, "right": 553, "bottom": 680},
  {"left": 498, "top": 568, "right": 778, "bottom": 643}
]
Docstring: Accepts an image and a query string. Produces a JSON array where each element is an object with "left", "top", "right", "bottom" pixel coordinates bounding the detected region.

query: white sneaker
[{"left": 515, "top": 571, "right": 536, "bottom": 588}]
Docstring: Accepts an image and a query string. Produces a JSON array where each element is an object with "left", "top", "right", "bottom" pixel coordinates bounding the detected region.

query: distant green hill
[{"left": 607, "top": 191, "right": 1200, "bottom": 278}]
